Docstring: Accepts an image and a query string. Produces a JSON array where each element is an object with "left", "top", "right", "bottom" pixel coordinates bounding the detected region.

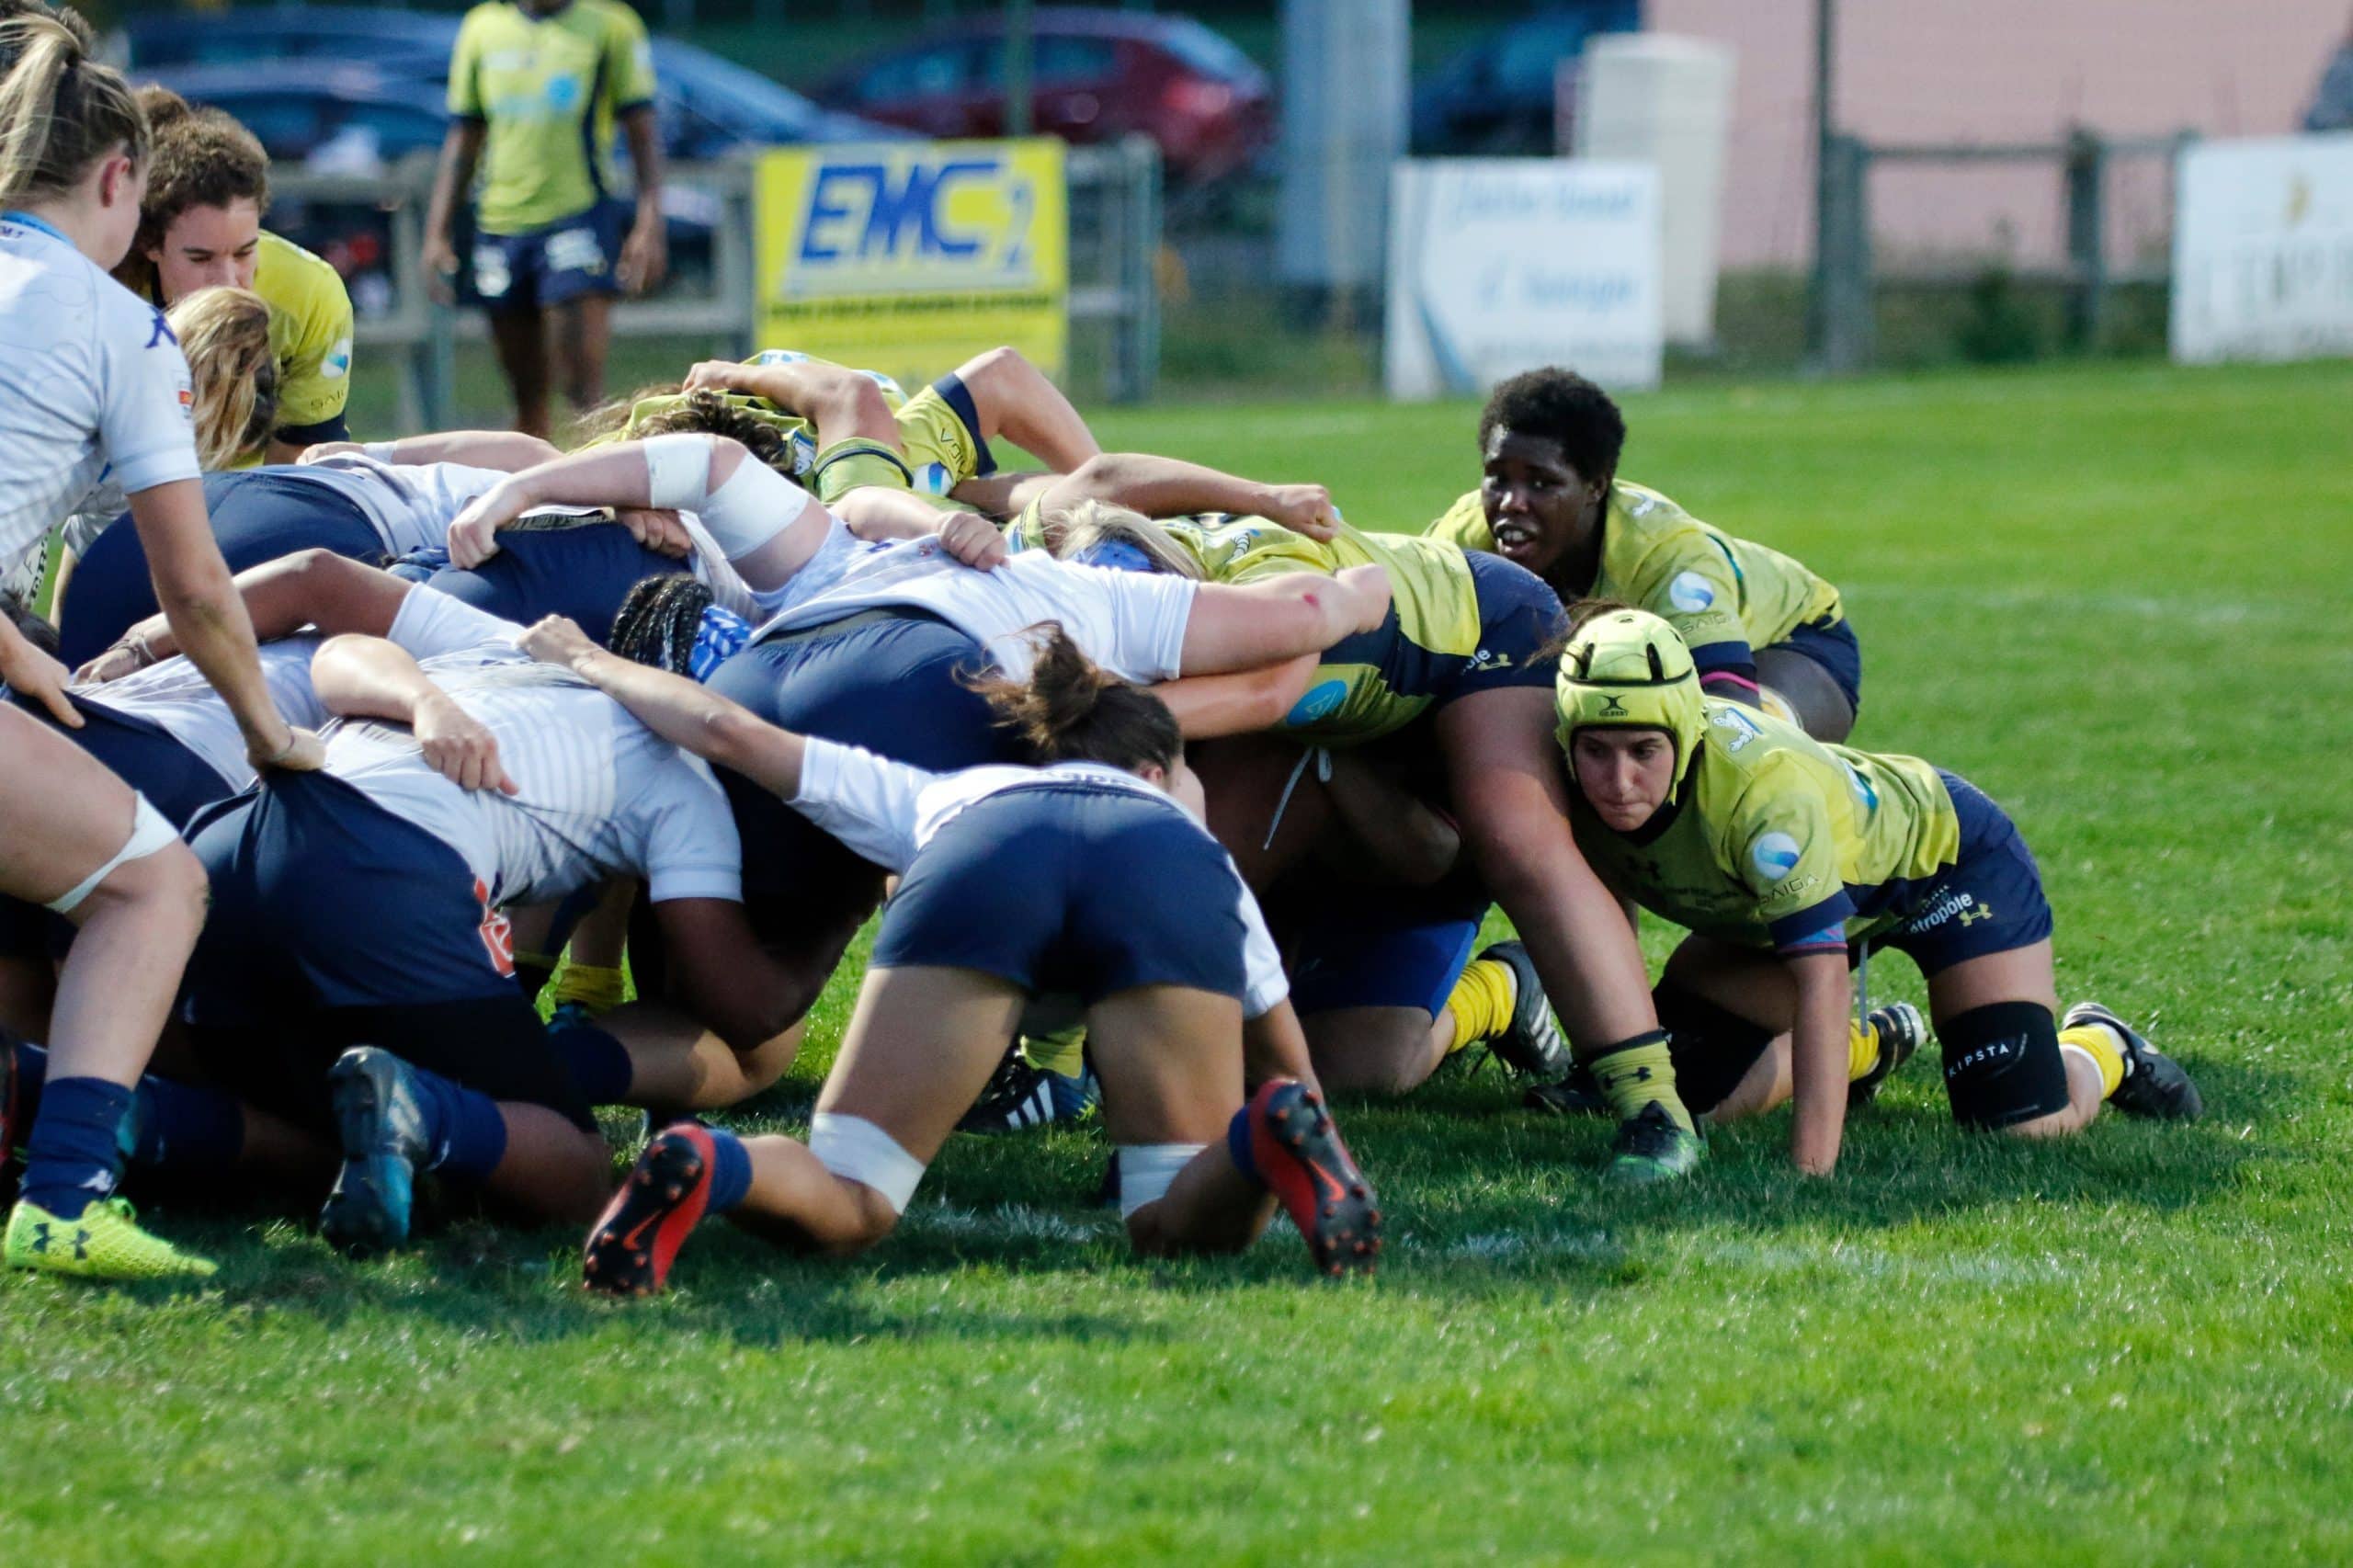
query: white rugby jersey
[
  {"left": 74, "top": 637, "right": 327, "bottom": 795},
  {"left": 318, "top": 591, "right": 742, "bottom": 909},
  {"left": 0, "top": 216, "right": 200, "bottom": 561},
  {"left": 65, "top": 573, "right": 532, "bottom": 794},
  {"left": 751, "top": 517, "right": 1198, "bottom": 686},
  {"left": 792, "top": 740, "right": 1287, "bottom": 1017}
]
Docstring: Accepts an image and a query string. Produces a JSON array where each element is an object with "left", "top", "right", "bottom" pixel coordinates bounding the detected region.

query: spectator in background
[
  {"left": 424, "top": 0, "right": 667, "bottom": 439},
  {"left": 2306, "top": 11, "right": 2353, "bottom": 131},
  {"left": 116, "top": 89, "right": 356, "bottom": 462}
]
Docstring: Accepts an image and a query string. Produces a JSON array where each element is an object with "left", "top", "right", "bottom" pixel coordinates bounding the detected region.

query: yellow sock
[
  {"left": 1847, "top": 1019, "right": 1881, "bottom": 1082},
  {"left": 2060, "top": 1022, "right": 2126, "bottom": 1099},
  {"left": 1443, "top": 959, "right": 1518, "bottom": 1055},
  {"left": 549, "top": 962, "right": 628, "bottom": 1018},
  {"left": 1590, "top": 1037, "right": 1694, "bottom": 1133},
  {"left": 1020, "top": 1023, "right": 1087, "bottom": 1078}
]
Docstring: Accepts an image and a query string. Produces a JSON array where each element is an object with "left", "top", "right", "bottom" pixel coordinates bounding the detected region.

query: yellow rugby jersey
[
  {"left": 1428, "top": 480, "right": 1843, "bottom": 670},
  {"left": 253, "top": 233, "right": 353, "bottom": 445},
  {"left": 1567, "top": 699, "right": 1960, "bottom": 955},
  {"left": 1158, "top": 514, "right": 1489, "bottom": 744},
  {"left": 449, "top": 0, "right": 657, "bottom": 234}
]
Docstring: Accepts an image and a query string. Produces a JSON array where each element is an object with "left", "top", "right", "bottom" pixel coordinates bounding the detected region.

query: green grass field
[{"left": 7, "top": 358, "right": 2352, "bottom": 1562}]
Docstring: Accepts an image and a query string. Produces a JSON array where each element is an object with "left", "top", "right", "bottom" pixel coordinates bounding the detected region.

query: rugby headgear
[{"left": 1553, "top": 608, "right": 1706, "bottom": 801}]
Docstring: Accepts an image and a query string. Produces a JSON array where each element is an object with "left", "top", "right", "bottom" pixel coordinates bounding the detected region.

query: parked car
[
  {"left": 1411, "top": 1, "right": 1640, "bottom": 156},
  {"left": 116, "top": 7, "right": 894, "bottom": 162},
  {"left": 815, "top": 6, "right": 1272, "bottom": 183}
]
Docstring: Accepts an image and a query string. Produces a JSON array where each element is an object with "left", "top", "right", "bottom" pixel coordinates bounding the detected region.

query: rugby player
[
  {"left": 0, "top": 11, "right": 321, "bottom": 1279},
  {"left": 516, "top": 615, "right": 1380, "bottom": 1291},
  {"left": 1429, "top": 368, "right": 1864, "bottom": 742},
  {"left": 116, "top": 89, "right": 355, "bottom": 460},
  {"left": 1542, "top": 608, "right": 2200, "bottom": 1174},
  {"left": 425, "top": 0, "right": 665, "bottom": 437}
]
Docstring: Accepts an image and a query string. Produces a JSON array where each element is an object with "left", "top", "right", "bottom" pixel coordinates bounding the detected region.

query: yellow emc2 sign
[{"left": 755, "top": 138, "right": 1069, "bottom": 386}]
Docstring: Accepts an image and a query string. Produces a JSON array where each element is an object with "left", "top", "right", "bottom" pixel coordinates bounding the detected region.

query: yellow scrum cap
[{"left": 1553, "top": 608, "right": 1707, "bottom": 801}]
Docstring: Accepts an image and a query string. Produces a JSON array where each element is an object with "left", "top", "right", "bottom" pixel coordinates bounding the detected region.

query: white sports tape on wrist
[
  {"left": 809, "top": 1111, "right": 927, "bottom": 1215},
  {"left": 1116, "top": 1142, "right": 1207, "bottom": 1218},
  {"left": 46, "top": 795, "right": 178, "bottom": 915},
  {"left": 695, "top": 448, "right": 808, "bottom": 559},
  {"left": 642, "top": 432, "right": 715, "bottom": 510}
]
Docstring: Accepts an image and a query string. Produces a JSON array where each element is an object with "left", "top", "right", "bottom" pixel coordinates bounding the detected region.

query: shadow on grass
[{"left": 74, "top": 1050, "right": 2281, "bottom": 1338}]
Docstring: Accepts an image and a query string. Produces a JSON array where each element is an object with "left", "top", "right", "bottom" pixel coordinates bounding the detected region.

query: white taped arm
[{"left": 642, "top": 433, "right": 715, "bottom": 510}]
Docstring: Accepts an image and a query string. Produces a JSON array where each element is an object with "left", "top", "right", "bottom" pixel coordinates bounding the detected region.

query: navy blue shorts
[
  {"left": 58, "top": 470, "right": 382, "bottom": 667},
  {"left": 0, "top": 693, "right": 241, "bottom": 962},
  {"left": 472, "top": 202, "right": 624, "bottom": 312},
  {"left": 1767, "top": 617, "right": 1864, "bottom": 712},
  {"left": 1457, "top": 550, "right": 1569, "bottom": 699},
  {"left": 874, "top": 782, "right": 1251, "bottom": 1004},
  {"left": 1857, "top": 771, "right": 2053, "bottom": 977},
  {"left": 1273, "top": 871, "right": 1489, "bottom": 1017},
  {"left": 426, "top": 523, "right": 687, "bottom": 648},
  {"left": 182, "top": 771, "right": 588, "bottom": 1131},
  {"left": 709, "top": 610, "right": 1025, "bottom": 926}
]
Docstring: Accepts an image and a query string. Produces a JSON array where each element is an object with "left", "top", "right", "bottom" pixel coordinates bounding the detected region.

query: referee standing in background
[{"left": 422, "top": 0, "right": 666, "bottom": 438}]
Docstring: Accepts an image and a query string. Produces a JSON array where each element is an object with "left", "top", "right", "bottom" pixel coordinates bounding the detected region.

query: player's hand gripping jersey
[
  {"left": 1011, "top": 506, "right": 1561, "bottom": 744},
  {"left": 1430, "top": 480, "right": 1841, "bottom": 682}
]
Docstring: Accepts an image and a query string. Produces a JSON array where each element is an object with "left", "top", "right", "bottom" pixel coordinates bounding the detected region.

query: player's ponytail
[
  {"left": 1046, "top": 501, "right": 1203, "bottom": 580},
  {"left": 166, "top": 285, "right": 278, "bottom": 469},
  {"left": 0, "top": 14, "right": 147, "bottom": 208},
  {"left": 974, "top": 623, "right": 1182, "bottom": 774}
]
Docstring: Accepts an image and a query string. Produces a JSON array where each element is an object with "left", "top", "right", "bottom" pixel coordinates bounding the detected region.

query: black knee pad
[
  {"left": 1938, "top": 1000, "right": 2072, "bottom": 1130},
  {"left": 1654, "top": 983, "right": 1779, "bottom": 1118}
]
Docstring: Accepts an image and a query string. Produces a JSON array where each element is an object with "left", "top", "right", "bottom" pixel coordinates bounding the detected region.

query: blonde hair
[
  {"left": 1046, "top": 500, "right": 1205, "bottom": 580},
  {"left": 166, "top": 286, "right": 279, "bottom": 468},
  {"left": 0, "top": 13, "right": 146, "bottom": 207}
]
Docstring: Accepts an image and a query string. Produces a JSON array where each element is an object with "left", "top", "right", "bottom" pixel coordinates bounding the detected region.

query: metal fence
[
  {"left": 1813, "top": 128, "right": 2195, "bottom": 373},
  {"left": 279, "top": 136, "right": 1161, "bottom": 435}
]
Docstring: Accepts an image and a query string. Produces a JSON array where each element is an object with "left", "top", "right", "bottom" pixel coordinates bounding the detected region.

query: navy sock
[
  {"left": 20, "top": 1076, "right": 132, "bottom": 1217},
  {"left": 128, "top": 1074, "right": 246, "bottom": 1175},
  {"left": 549, "top": 1022, "right": 633, "bottom": 1108},
  {"left": 703, "top": 1126, "right": 752, "bottom": 1214},
  {"left": 407, "top": 1064, "right": 510, "bottom": 1183},
  {"left": 10, "top": 1038, "right": 45, "bottom": 1130},
  {"left": 1224, "top": 1105, "right": 1261, "bottom": 1187}
]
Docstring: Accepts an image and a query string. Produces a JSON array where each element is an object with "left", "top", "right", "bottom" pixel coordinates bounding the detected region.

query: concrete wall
[{"left": 1649, "top": 0, "right": 2352, "bottom": 268}]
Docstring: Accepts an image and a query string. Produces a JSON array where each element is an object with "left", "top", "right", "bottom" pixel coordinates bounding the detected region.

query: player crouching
[
  {"left": 1540, "top": 608, "right": 2200, "bottom": 1175},
  {"left": 511, "top": 615, "right": 1381, "bottom": 1291}
]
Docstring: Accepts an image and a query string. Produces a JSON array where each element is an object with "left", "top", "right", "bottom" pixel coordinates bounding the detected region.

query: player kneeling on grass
[
  {"left": 1537, "top": 608, "right": 2200, "bottom": 1174},
  {"left": 516, "top": 615, "right": 1381, "bottom": 1293}
]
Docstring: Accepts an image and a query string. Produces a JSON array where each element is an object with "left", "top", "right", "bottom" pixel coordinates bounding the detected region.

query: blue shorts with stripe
[
  {"left": 874, "top": 783, "right": 1250, "bottom": 1004},
  {"left": 1768, "top": 616, "right": 1864, "bottom": 712},
  {"left": 1855, "top": 771, "right": 2052, "bottom": 977}
]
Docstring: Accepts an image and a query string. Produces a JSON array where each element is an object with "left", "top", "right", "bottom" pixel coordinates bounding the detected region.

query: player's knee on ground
[
  {"left": 1305, "top": 1008, "right": 1440, "bottom": 1097},
  {"left": 1654, "top": 982, "right": 1782, "bottom": 1121},
  {"left": 1938, "top": 1000, "right": 2077, "bottom": 1134}
]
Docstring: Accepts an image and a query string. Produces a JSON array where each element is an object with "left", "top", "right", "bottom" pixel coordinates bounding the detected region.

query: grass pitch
[{"left": 6, "top": 359, "right": 2350, "bottom": 1562}]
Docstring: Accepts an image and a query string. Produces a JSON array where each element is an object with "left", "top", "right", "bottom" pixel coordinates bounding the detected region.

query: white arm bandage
[{"left": 642, "top": 432, "right": 716, "bottom": 510}]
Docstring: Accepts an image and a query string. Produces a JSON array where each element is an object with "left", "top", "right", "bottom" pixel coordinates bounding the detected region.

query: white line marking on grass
[{"left": 905, "top": 1203, "right": 1109, "bottom": 1245}]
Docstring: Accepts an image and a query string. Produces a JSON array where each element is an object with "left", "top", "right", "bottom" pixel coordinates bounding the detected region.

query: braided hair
[{"left": 608, "top": 574, "right": 713, "bottom": 676}]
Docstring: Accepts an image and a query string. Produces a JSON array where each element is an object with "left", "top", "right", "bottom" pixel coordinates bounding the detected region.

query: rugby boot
[
  {"left": 1603, "top": 1102, "right": 1705, "bottom": 1187},
  {"left": 320, "top": 1047, "right": 432, "bottom": 1257},
  {"left": 2063, "top": 1003, "right": 2202, "bottom": 1120},
  {"left": 1248, "top": 1078, "right": 1381, "bottom": 1278},
  {"left": 1850, "top": 1002, "right": 1928, "bottom": 1107},
  {"left": 5, "top": 1195, "right": 215, "bottom": 1279},
  {"left": 1475, "top": 941, "right": 1573, "bottom": 1079},
  {"left": 584, "top": 1123, "right": 715, "bottom": 1298}
]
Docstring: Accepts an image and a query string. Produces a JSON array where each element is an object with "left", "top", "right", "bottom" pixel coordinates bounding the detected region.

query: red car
[{"left": 815, "top": 8, "right": 1273, "bottom": 183}]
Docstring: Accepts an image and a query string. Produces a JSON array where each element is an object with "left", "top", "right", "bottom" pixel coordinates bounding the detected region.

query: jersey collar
[{"left": 1, "top": 210, "right": 73, "bottom": 247}]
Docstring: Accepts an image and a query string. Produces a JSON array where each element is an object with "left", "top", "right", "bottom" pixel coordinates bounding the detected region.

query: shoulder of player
[
  {"left": 255, "top": 233, "right": 351, "bottom": 327},
  {"left": 1424, "top": 488, "right": 1488, "bottom": 544},
  {"left": 1696, "top": 716, "right": 1837, "bottom": 827}
]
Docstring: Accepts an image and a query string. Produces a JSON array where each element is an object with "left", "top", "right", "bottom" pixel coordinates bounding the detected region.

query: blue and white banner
[{"left": 1383, "top": 159, "right": 1663, "bottom": 401}]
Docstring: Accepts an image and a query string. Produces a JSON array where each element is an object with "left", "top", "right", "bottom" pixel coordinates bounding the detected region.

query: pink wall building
[{"left": 1649, "top": 0, "right": 2351, "bottom": 270}]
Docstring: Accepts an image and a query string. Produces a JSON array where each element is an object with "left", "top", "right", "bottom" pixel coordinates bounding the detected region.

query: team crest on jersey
[
  {"left": 1667, "top": 571, "right": 1716, "bottom": 613},
  {"left": 324, "top": 338, "right": 353, "bottom": 380},
  {"left": 1749, "top": 831, "right": 1803, "bottom": 882},
  {"left": 1709, "top": 705, "right": 1763, "bottom": 752}
]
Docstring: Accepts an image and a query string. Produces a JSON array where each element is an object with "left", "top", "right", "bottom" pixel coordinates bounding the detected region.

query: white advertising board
[
  {"left": 2171, "top": 133, "right": 2353, "bottom": 363},
  {"left": 1385, "top": 159, "right": 1663, "bottom": 401}
]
